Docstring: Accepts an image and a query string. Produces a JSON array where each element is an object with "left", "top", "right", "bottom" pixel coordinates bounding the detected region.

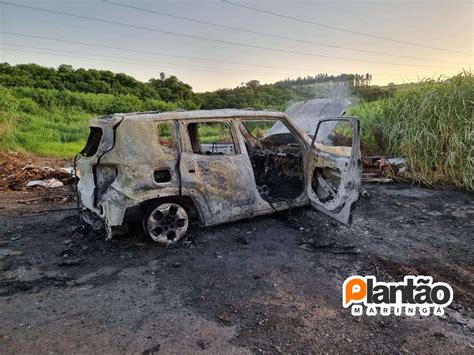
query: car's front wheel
[{"left": 143, "top": 202, "right": 189, "bottom": 246}]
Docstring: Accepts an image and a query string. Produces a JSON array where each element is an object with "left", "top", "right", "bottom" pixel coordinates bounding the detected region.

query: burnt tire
[{"left": 143, "top": 202, "right": 189, "bottom": 246}]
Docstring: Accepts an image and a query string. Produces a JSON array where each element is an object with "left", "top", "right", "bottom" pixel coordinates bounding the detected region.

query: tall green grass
[
  {"left": 0, "top": 87, "right": 186, "bottom": 157},
  {"left": 0, "top": 88, "right": 21, "bottom": 150},
  {"left": 12, "top": 108, "right": 92, "bottom": 157},
  {"left": 349, "top": 72, "right": 473, "bottom": 191}
]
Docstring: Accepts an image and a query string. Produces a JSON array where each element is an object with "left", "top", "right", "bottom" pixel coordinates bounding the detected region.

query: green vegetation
[
  {"left": 196, "top": 122, "right": 233, "bottom": 144},
  {"left": 0, "top": 63, "right": 194, "bottom": 102},
  {"left": 243, "top": 121, "right": 274, "bottom": 138},
  {"left": 193, "top": 121, "right": 274, "bottom": 144},
  {"left": 349, "top": 72, "right": 473, "bottom": 191},
  {"left": 0, "top": 87, "right": 183, "bottom": 157}
]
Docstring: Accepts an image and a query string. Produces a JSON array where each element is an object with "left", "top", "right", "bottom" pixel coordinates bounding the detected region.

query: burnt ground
[{"left": 0, "top": 183, "right": 473, "bottom": 354}]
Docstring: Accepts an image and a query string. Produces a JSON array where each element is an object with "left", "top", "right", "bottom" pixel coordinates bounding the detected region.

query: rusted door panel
[
  {"left": 180, "top": 153, "right": 256, "bottom": 225},
  {"left": 177, "top": 118, "right": 258, "bottom": 225}
]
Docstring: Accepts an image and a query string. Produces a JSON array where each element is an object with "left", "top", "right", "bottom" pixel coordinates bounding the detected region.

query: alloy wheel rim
[{"left": 147, "top": 203, "right": 188, "bottom": 245}]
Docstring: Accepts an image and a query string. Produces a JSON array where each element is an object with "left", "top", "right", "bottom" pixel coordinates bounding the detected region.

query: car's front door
[
  {"left": 306, "top": 117, "right": 362, "bottom": 224},
  {"left": 179, "top": 119, "right": 257, "bottom": 225}
]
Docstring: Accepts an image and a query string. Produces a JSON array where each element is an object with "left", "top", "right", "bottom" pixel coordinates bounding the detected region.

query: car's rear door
[
  {"left": 179, "top": 119, "right": 257, "bottom": 225},
  {"left": 305, "top": 117, "right": 362, "bottom": 224}
]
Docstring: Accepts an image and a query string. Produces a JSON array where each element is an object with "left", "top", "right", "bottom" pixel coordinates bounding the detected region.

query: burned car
[{"left": 77, "top": 109, "right": 362, "bottom": 246}]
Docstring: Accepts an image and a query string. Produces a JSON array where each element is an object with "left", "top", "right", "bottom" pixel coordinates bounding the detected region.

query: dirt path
[{"left": 0, "top": 184, "right": 473, "bottom": 354}]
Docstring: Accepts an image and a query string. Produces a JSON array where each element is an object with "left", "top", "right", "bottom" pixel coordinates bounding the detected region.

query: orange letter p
[{"left": 343, "top": 276, "right": 367, "bottom": 307}]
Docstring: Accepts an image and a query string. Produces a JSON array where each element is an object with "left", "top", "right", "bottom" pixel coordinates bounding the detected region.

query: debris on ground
[
  {"left": 299, "top": 240, "right": 362, "bottom": 254},
  {"left": 362, "top": 155, "right": 407, "bottom": 183},
  {"left": 383, "top": 157, "right": 407, "bottom": 174},
  {"left": 26, "top": 178, "right": 64, "bottom": 188},
  {"left": 0, "top": 151, "right": 75, "bottom": 191},
  {"left": 362, "top": 176, "right": 393, "bottom": 184}
]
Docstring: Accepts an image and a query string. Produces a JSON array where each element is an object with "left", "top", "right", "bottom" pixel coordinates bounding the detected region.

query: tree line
[{"left": 1, "top": 63, "right": 392, "bottom": 111}]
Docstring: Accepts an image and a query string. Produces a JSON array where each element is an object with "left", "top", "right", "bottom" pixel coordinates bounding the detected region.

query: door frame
[
  {"left": 178, "top": 118, "right": 258, "bottom": 226},
  {"left": 306, "top": 117, "right": 362, "bottom": 225},
  {"left": 237, "top": 116, "right": 310, "bottom": 212}
]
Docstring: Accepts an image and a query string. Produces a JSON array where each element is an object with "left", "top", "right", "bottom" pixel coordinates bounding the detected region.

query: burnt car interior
[{"left": 239, "top": 120, "right": 304, "bottom": 202}]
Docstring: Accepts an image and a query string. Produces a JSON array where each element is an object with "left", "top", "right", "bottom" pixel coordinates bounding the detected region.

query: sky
[{"left": 0, "top": 0, "right": 472, "bottom": 92}]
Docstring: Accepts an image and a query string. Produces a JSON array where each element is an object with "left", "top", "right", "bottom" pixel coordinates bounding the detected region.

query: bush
[
  {"left": 103, "top": 94, "right": 142, "bottom": 114},
  {"left": 349, "top": 72, "right": 474, "bottom": 191},
  {"left": 142, "top": 98, "right": 177, "bottom": 112}
]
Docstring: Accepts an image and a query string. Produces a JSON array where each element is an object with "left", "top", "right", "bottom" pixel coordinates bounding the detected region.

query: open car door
[{"left": 306, "top": 117, "right": 362, "bottom": 224}]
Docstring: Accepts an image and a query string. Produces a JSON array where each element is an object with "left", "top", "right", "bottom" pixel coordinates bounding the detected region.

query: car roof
[{"left": 107, "top": 109, "right": 287, "bottom": 122}]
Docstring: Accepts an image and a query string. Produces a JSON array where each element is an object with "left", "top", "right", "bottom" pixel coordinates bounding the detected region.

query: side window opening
[
  {"left": 187, "top": 122, "right": 236, "bottom": 155},
  {"left": 240, "top": 119, "right": 304, "bottom": 202},
  {"left": 314, "top": 120, "right": 353, "bottom": 155},
  {"left": 311, "top": 120, "right": 355, "bottom": 203},
  {"left": 82, "top": 127, "right": 103, "bottom": 157},
  {"left": 242, "top": 121, "right": 274, "bottom": 139},
  {"left": 156, "top": 121, "right": 177, "bottom": 153}
]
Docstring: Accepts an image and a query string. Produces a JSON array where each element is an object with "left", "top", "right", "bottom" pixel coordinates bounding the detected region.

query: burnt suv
[{"left": 77, "top": 109, "right": 362, "bottom": 245}]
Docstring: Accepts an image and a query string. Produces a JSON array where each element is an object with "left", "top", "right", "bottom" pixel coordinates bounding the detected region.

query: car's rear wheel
[{"left": 143, "top": 202, "right": 189, "bottom": 246}]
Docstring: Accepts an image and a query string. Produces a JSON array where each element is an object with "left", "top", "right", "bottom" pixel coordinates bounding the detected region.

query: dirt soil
[{"left": 0, "top": 182, "right": 473, "bottom": 354}]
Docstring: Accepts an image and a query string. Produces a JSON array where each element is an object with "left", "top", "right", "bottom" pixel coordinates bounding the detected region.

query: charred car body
[{"left": 77, "top": 109, "right": 362, "bottom": 246}]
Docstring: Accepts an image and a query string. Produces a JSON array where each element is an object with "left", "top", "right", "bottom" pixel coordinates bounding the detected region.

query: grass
[
  {"left": 12, "top": 108, "right": 92, "bottom": 157},
  {"left": 197, "top": 123, "right": 233, "bottom": 144},
  {"left": 0, "top": 87, "right": 182, "bottom": 157},
  {"left": 349, "top": 72, "right": 473, "bottom": 191},
  {"left": 0, "top": 88, "right": 22, "bottom": 154}
]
